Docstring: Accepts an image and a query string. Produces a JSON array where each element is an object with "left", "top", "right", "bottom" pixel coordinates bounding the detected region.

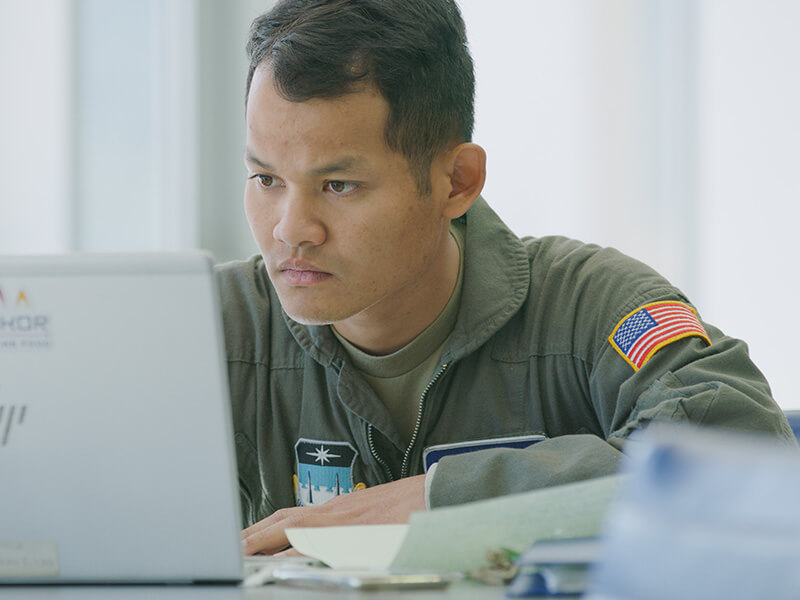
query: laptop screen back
[{"left": 0, "top": 253, "right": 243, "bottom": 584}]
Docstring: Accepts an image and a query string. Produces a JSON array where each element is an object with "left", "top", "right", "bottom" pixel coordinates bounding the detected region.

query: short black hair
[{"left": 246, "top": 0, "right": 475, "bottom": 194}]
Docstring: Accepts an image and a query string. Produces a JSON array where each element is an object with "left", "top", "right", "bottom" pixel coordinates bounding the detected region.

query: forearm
[{"left": 428, "top": 434, "right": 622, "bottom": 508}]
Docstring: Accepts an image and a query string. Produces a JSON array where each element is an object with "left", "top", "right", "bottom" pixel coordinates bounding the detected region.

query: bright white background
[{"left": 1, "top": 0, "right": 798, "bottom": 407}]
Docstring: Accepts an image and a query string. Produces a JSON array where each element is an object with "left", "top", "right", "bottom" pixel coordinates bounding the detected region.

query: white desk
[{"left": 0, "top": 580, "right": 512, "bottom": 599}]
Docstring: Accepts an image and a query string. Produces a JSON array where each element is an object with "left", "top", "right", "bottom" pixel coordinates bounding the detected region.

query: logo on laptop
[
  {"left": 294, "top": 438, "right": 357, "bottom": 506},
  {"left": 0, "top": 287, "right": 30, "bottom": 309},
  {"left": 0, "top": 405, "right": 27, "bottom": 447},
  {"left": 0, "top": 286, "right": 51, "bottom": 350}
]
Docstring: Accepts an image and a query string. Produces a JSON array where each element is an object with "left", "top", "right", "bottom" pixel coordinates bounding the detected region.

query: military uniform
[{"left": 217, "top": 197, "right": 793, "bottom": 526}]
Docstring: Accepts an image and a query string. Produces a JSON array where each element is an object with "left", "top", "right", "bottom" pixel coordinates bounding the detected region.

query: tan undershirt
[{"left": 333, "top": 220, "right": 465, "bottom": 448}]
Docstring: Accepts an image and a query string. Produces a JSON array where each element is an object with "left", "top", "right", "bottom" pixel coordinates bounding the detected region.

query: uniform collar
[{"left": 442, "top": 196, "right": 530, "bottom": 362}]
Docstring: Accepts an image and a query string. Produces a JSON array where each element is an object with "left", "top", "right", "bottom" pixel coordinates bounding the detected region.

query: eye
[
  {"left": 249, "top": 173, "right": 280, "bottom": 190},
  {"left": 324, "top": 180, "right": 358, "bottom": 195}
]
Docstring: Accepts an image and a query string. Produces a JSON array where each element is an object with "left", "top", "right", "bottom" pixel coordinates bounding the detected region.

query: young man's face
[{"left": 244, "top": 67, "right": 454, "bottom": 333}]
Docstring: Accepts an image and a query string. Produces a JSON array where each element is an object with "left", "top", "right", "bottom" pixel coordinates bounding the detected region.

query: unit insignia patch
[{"left": 294, "top": 438, "right": 357, "bottom": 507}]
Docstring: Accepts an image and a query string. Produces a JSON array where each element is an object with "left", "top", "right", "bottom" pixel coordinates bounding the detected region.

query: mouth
[{"left": 277, "top": 259, "right": 332, "bottom": 286}]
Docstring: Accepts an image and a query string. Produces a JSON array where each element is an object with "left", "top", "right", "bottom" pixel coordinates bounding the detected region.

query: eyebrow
[
  {"left": 244, "top": 149, "right": 368, "bottom": 177},
  {"left": 244, "top": 150, "right": 273, "bottom": 171}
]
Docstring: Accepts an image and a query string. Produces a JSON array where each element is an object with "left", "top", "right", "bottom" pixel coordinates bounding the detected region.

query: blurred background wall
[{"left": 1, "top": 0, "right": 798, "bottom": 407}]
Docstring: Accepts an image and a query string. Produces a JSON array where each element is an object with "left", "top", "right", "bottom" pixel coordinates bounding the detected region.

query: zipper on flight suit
[
  {"left": 401, "top": 362, "right": 449, "bottom": 478},
  {"left": 368, "top": 362, "right": 450, "bottom": 482},
  {"left": 368, "top": 424, "right": 395, "bottom": 482}
]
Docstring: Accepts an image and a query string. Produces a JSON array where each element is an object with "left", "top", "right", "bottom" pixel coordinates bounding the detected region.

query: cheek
[
  {"left": 376, "top": 208, "right": 437, "bottom": 268},
  {"left": 243, "top": 187, "right": 256, "bottom": 222},
  {"left": 243, "top": 192, "right": 274, "bottom": 243}
]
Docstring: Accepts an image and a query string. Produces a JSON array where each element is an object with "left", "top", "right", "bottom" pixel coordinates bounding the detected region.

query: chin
[
  {"left": 285, "top": 312, "right": 335, "bottom": 326},
  {"left": 281, "top": 302, "right": 342, "bottom": 326},
  {"left": 277, "top": 287, "right": 369, "bottom": 327}
]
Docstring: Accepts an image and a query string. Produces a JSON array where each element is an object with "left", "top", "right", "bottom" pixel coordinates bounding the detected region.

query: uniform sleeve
[
  {"left": 597, "top": 320, "right": 794, "bottom": 445},
  {"left": 428, "top": 304, "right": 795, "bottom": 508},
  {"left": 428, "top": 434, "right": 623, "bottom": 507}
]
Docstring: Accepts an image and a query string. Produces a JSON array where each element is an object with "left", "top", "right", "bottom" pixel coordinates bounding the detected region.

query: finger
[
  {"left": 242, "top": 508, "right": 289, "bottom": 539},
  {"left": 242, "top": 507, "right": 313, "bottom": 555},
  {"left": 242, "top": 506, "right": 298, "bottom": 543},
  {"left": 273, "top": 547, "right": 304, "bottom": 558},
  {"left": 242, "top": 527, "right": 290, "bottom": 556}
]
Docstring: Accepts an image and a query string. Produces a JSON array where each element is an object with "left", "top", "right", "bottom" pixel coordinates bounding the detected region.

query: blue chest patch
[
  {"left": 295, "top": 438, "right": 357, "bottom": 506},
  {"left": 423, "top": 434, "right": 547, "bottom": 471}
]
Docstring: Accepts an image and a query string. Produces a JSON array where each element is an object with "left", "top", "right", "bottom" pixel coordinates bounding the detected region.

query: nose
[{"left": 272, "top": 191, "right": 326, "bottom": 248}]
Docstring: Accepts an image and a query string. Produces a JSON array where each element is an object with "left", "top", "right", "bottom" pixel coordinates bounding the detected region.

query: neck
[{"left": 333, "top": 227, "right": 460, "bottom": 356}]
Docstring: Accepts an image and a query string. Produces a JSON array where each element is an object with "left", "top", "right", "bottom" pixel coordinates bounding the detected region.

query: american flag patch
[{"left": 609, "top": 301, "right": 710, "bottom": 370}]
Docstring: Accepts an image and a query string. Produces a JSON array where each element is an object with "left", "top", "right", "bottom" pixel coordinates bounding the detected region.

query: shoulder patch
[{"left": 609, "top": 301, "right": 710, "bottom": 371}]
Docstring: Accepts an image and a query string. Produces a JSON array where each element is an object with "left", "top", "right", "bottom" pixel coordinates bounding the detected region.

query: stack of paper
[
  {"left": 506, "top": 537, "right": 602, "bottom": 597},
  {"left": 287, "top": 474, "right": 623, "bottom": 573}
]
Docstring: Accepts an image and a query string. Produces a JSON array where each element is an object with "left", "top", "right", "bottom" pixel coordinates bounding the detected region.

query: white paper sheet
[
  {"left": 286, "top": 475, "right": 623, "bottom": 572},
  {"left": 286, "top": 524, "right": 409, "bottom": 570}
]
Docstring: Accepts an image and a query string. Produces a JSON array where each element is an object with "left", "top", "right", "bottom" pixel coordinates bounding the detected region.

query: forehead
[{"left": 246, "top": 66, "right": 392, "bottom": 164}]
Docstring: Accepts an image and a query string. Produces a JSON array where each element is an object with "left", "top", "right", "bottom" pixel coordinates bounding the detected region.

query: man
[{"left": 218, "top": 0, "right": 794, "bottom": 555}]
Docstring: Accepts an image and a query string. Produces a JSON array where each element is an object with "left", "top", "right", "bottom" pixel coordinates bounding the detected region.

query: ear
[{"left": 442, "top": 143, "right": 486, "bottom": 219}]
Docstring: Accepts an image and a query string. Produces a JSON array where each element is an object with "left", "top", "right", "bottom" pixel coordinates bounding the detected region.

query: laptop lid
[{"left": 0, "top": 252, "right": 243, "bottom": 584}]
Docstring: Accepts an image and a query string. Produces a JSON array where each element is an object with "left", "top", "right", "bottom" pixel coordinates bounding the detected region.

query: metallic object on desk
[
  {"left": 468, "top": 548, "right": 519, "bottom": 585},
  {"left": 271, "top": 566, "right": 458, "bottom": 590}
]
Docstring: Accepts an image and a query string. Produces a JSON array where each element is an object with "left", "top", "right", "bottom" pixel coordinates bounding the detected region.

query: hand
[{"left": 241, "top": 474, "right": 426, "bottom": 555}]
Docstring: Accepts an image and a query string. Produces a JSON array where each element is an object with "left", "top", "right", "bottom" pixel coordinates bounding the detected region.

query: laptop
[{"left": 0, "top": 252, "right": 244, "bottom": 584}]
